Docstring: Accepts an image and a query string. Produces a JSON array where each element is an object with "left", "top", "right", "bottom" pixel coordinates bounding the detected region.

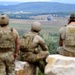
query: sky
[{"left": 0, "top": 0, "right": 75, "bottom": 4}]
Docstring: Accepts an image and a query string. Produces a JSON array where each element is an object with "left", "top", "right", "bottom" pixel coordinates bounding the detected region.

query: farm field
[{"left": 9, "top": 17, "right": 68, "bottom": 35}]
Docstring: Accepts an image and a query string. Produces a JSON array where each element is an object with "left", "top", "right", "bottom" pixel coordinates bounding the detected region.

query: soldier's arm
[
  {"left": 15, "top": 35, "right": 20, "bottom": 54},
  {"left": 58, "top": 27, "right": 65, "bottom": 46},
  {"left": 38, "top": 36, "right": 48, "bottom": 51},
  {"left": 13, "top": 29, "right": 20, "bottom": 59},
  {"left": 59, "top": 35, "right": 63, "bottom": 46}
]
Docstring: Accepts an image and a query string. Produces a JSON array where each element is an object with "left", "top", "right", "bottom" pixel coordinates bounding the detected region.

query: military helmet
[
  {"left": 0, "top": 14, "right": 9, "bottom": 25},
  {"left": 69, "top": 13, "right": 75, "bottom": 21},
  {"left": 31, "top": 21, "right": 41, "bottom": 32}
]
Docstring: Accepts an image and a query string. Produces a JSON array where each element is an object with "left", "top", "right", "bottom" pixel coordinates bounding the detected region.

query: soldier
[
  {"left": 0, "top": 14, "right": 20, "bottom": 75},
  {"left": 20, "top": 21, "right": 49, "bottom": 73},
  {"left": 57, "top": 13, "right": 75, "bottom": 57}
]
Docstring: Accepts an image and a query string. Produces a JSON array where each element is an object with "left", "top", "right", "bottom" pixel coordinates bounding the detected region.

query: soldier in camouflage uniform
[
  {"left": 57, "top": 13, "right": 75, "bottom": 57},
  {"left": 20, "top": 21, "right": 49, "bottom": 73},
  {"left": 0, "top": 14, "right": 20, "bottom": 75}
]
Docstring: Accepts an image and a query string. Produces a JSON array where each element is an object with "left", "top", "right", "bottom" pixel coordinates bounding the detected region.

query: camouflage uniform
[
  {"left": 20, "top": 31, "right": 49, "bottom": 73},
  {"left": 20, "top": 21, "right": 49, "bottom": 73},
  {"left": 57, "top": 24, "right": 75, "bottom": 57},
  {"left": 0, "top": 14, "right": 20, "bottom": 75},
  {"left": 0, "top": 50, "right": 15, "bottom": 75}
]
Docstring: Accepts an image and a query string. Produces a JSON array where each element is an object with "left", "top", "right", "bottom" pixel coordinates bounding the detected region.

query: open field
[{"left": 9, "top": 17, "right": 68, "bottom": 36}]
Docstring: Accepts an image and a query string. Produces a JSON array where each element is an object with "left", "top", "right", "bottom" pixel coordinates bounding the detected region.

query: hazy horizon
[{"left": 0, "top": 0, "right": 75, "bottom": 4}]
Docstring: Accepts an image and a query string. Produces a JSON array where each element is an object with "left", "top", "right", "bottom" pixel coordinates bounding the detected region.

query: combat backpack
[
  {"left": 20, "top": 33, "right": 34, "bottom": 52},
  {"left": 0, "top": 27, "right": 14, "bottom": 49}
]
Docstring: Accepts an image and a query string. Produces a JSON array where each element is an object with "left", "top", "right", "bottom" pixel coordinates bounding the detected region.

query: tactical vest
[
  {"left": 65, "top": 25, "right": 75, "bottom": 46},
  {"left": 0, "top": 27, "right": 14, "bottom": 49}
]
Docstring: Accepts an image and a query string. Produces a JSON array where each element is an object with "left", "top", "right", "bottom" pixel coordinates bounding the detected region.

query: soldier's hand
[{"left": 14, "top": 53, "right": 18, "bottom": 60}]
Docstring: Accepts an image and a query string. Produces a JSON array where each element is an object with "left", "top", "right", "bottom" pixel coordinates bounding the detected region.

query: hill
[{"left": 0, "top": 2, "right": 75, "bottom": 13}]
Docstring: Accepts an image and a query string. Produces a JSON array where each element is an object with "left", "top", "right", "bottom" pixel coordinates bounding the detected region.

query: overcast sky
[{"left": 0, "top": 0, "right": 75, "bottom": 4}]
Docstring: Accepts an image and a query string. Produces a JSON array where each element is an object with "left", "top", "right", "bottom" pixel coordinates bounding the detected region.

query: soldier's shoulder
[
  {"left": 59, "top": 25, "right": 66, "bottom": 34},
  {"left": 61, "top": 25, "right": 67, "bottom": 29},
  {"left": 59, "top": 25, "right": 67, "bottom": 30},
  {"left": 12, "top": 28, "right": 19, "bottom": 36},
  {"left": 35, "top": 35, "right": 44, "bottom": 41},
  {"left": 13, "top": 28, "right": 17, "bottom": 32}
]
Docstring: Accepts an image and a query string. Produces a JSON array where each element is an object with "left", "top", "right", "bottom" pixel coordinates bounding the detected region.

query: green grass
[{"left": 9, "top": 21, "right": 60, "bottom": 35}]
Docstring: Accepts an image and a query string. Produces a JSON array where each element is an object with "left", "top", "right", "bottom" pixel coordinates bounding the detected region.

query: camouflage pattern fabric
[
  {"left": 0, "top": 51, "right": 15, "bottom": 75},
  {"left": 20, "top": 33, "right": 34, "bottom": 51},
  {"left": 21, "top": 51, "right": 49, "bottom": 73},
  {"left": 58, "top": 25, "right": 75, "bottom": 52},
  {"left": 0, "top": 28, "right": 14, "bottom": 49},
  {"left": 57, "top": 47, "right": 75, "bottom": 57},
  {"left": 65, "top": 25, "right": 75, "bottom": 46},
  {"left": 21, "top": 51, "right": 49, "bottom": 63},
  {"left": 0, "top": 61, "right": 6, "bottom": 75},
  {"left": 20, "top": 31, "right": 49, "bottom": 73}
]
